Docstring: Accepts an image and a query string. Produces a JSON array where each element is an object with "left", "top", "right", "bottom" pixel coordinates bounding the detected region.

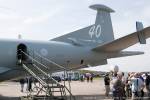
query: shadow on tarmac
[
  {"left": 75, "top": 94, "right": 111, "bottom": 100},
  {"left": 0, "top": 94, "right": 108, "bottom": 100},
  {"left": 0, "top": 95, "right": 20, "bottom": 100}
]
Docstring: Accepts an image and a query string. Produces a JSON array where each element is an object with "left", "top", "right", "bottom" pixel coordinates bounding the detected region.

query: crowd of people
[
  {"left": 80, "top": 73, "right": 94, "bottom": 82},
  {"left": 104, "top": 70, "right": 150, "bottom": 100}
]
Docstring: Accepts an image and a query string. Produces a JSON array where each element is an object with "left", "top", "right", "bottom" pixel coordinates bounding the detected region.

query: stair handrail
[
  {"left": 30, "top": 50, "right": 73, "bottom": 99},
  {"left": 33, "top": 63, "right": 75, "bottom": 100},
  {"left": 33, "top": 51, "right": 67, "bottom": 71},
  {"left": 22, "top": 50, "right": 68, "bottom": 86},
  {"left": 33, "top": 64, "right": 59, "bottom": 84},
  {"left": 21, "top": 51, "right": 59, "bottom": 84},
  {"left": 26, "top": 48, "right": 73, "bottom": 90},
  {"left": 28, "top": 49, "right": 73, "bottom": 96},
  {"left": 21, "top": 51, "right": 76, "bottom": 100},
  {"left": 22, "top": 64, "right": 47, "bottom": 86}
]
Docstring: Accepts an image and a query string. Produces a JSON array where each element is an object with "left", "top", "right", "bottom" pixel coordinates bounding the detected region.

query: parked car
[{"left": 52, "top": 76, "right": 61, "bottom": 82}]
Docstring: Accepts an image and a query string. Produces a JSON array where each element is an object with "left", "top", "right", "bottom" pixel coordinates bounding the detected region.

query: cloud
[
  {"left": 23, "top": 14, "right": 50, "bottom": 24},
  {"left": 142, "top": 6, "right": 150, "bottom": 19},
  {"left": 23, "top": 8, "right": 63, "bottom": 25}
]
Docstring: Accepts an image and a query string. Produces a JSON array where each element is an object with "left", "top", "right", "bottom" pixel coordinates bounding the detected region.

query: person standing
[
  {"left": 90, "top": 73, "right": 93, "bottom": 82},
  {"left": 113, "top": 72, "right": 125, "bottom": 100},
  {"left": 104, "top": 73, "right": 110, "bottom": 96},
  {"left": 145, "top": 73, "right": 150, "bottom": 98},
  {"left": 126, "top": 73, "right": 132, "bottom": 98},
  {"left": 27, "top": 77, "right": 33, "bottom": 92},
  {"left": 87, "top": 76, "right": 89, "bottom": 82},
  {"left": 139, "top": 73, "right": 145, "bottom": 98},
  {"left": 80, "top": 74, "right": 84, "bottom": 82},
  {"left": 122, "top": 72, "right": 126, "bottom": 98},
  {"left": 111, "top": 73, "right": 118, "bottom": 97},
  {"left": 129, "top": 73, "right": 144, "bottom": 100},
  {"left": 86, "top": 73, "right": 90, "bottom": 82},
  {"left": 20, "top": 78, "right": 25, "bottom": 92}
]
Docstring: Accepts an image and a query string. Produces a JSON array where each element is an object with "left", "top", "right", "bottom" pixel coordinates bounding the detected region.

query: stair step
[
  {"left": 51, "top": 91, "right": 63, "bottom": 92},
  {"left": 49, "top": 86, "right": 64, "bottom": 88}
]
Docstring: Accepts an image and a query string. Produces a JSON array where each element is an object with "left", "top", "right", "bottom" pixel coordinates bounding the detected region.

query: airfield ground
[{"left": 0, "top": 78, "right": 112, "bottom": 100}]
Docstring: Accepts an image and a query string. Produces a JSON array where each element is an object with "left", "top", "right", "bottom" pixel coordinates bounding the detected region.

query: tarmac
[{"left": 0, "top": 78, "right": 113, "bottom": 100}]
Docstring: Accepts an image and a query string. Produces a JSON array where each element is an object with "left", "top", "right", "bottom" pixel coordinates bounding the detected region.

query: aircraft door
[{"left": 17, "top": 44, "right": 27, "bottom": 62}]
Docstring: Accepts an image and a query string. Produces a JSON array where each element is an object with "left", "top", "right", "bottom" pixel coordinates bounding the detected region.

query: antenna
[{"left": 18, "top": 34, "right": 22, "bottom": 39}]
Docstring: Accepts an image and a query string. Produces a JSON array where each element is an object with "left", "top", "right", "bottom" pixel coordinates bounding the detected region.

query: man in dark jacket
[
  {"left": 145, "top": 73, "right": 150, "bottom": 97},
  {"left": 104, "top": 73, "right": 110, "bottom": 96},
  {"left": 113, "top": 72, "right": 125, "bottom": 100},
  {"left": 20, "top": 78, "right": 25, "bottom": 92}
]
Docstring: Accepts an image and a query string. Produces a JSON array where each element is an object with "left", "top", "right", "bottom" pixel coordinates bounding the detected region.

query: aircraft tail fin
[
  {"left": 52, "top": 4, "right": 115, "bottom": 47},
  {"left": 89, "top": 4, "right": 115, "bottom": 43}
]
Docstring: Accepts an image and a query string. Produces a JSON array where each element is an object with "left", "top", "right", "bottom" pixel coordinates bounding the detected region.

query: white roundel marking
[{"left": 40, "top": 48, "right": 48, "bottom": 56}]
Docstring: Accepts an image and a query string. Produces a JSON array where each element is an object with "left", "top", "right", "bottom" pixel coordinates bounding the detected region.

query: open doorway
[{"left": 17, "top": 43, "right": 27, "bottom": 61}]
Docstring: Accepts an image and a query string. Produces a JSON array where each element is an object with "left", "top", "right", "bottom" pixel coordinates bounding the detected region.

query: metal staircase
[{"left": 19, "top": 50, "right": 75, "bottom": 100}]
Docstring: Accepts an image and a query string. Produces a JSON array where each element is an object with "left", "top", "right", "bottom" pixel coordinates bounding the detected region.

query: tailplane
[{"left": 52, "top": 4, "right": 115, "bottom": 47}]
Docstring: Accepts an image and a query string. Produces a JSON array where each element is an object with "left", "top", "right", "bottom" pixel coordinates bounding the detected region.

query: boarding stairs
[{"left": 19, "top": 50, "right": 75, "bottom": 100}]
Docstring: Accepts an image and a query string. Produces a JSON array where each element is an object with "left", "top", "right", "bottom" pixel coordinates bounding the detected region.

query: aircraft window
[{"left": 17, "top": 44, "right": 27, "bottom": 61}]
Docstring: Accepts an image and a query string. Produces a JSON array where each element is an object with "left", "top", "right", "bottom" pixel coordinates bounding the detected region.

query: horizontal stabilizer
[
  {"left": 109, "top": 51, "right": 144, "bottom": 58},
  {"left": 121, "top": 51, "right": 144, "bottom": 55},
  {"left": 51, "top": 25, "right": 95, "bottom": 46},
  {"left": 92, "top": 26, "right": 150, "bottom": 52}
]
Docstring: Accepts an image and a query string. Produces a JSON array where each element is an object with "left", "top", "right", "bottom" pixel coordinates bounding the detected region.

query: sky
[{"left": 0, "top": 0, "right": 150, "bottom": 72}]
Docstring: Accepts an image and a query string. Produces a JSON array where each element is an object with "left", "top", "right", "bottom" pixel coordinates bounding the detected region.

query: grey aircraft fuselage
[{"left": 0, "top": 39, "right": 107, "bottom": 71}]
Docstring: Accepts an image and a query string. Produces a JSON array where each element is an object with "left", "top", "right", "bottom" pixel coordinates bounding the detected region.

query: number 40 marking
[{"left": 89, "top": 24, "right": 102, "bottom": 38}]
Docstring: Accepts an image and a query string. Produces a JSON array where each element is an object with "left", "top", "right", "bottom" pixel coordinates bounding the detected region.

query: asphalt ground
[
  {"left": 2, "top": 78, "right": 147, "bottom": 100},
  {"left": 0, "top": 78, "right": 112, "bottom": 100}
]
